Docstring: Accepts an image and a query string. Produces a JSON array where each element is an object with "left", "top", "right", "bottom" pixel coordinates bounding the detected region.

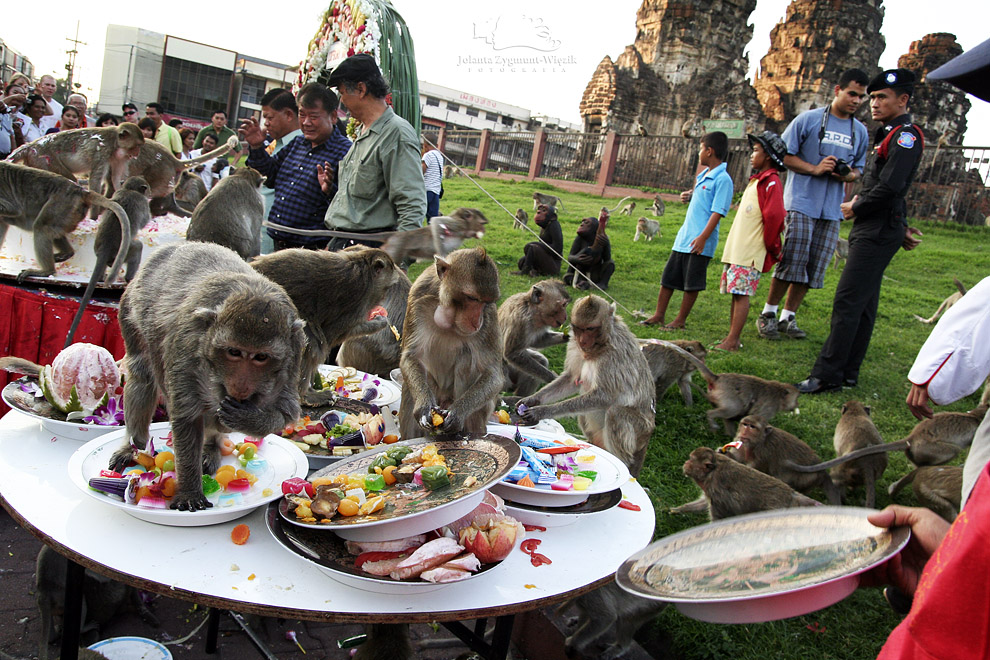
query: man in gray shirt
[
  {"left": 321, "top": 54, "right": 426, "bottom": 250},
  {"left": 756, "top": 68, "right": 869, "bottom": 340}
]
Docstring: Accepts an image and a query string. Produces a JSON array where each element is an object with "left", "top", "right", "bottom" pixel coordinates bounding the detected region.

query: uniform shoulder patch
[{"left": 897, "top": 132, "right": 916, "bottom": 149}]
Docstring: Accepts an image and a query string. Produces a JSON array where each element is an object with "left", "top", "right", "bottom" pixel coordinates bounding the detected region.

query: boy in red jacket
[{"left": 712, "top": 131, "right": 787, "bottom": 351}]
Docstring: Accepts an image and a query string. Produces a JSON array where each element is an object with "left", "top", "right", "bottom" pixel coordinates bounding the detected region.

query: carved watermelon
[{"left": 38, "top": 343, "right": 121, "bottom": 414}]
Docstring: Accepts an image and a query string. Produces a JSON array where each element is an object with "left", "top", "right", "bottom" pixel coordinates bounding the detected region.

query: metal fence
[{"left": 438, "top": 129, "right": 990, "bottom": 225}]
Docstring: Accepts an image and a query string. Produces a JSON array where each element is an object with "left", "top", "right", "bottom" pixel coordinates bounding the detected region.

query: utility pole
[{"left": 64, "top": 21, "right": 86, "bottom": 94}]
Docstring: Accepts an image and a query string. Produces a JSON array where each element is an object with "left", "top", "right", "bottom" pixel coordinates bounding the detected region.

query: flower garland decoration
[{"left": 298, "top": 0, "right": 382, "bottom": 89}]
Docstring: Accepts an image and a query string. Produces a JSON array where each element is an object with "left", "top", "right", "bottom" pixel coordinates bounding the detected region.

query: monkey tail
[
  {"left": 607, "top": 196, "right": 633, "bottom": 213},
  {"left": 953, "top": 278, "right": 967, "bottom": 296},
  {"left": 0, "top": 356, "right": 44, "bottom": 377},
  {"left": 888, "top": 468, "right": 919, "bottom": 496},
  {"left": 180, "top": 135, "right": 239, "bottom": 169},
  {"left": 649, "top": 339, "right": 718, "bottom": 385},
  {"left": 98, "top": 199, "right": 133, "bottom": 285},
  {"left": 63, "top": 266, "right": 103, "bottom": 349},
  {"left": 785, "top": 440, "right": 908, "bottom": 473}
]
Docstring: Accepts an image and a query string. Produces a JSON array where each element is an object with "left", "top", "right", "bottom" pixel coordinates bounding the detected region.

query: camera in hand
[{"left": 834, "top": 159, "right": 851, "bottom": 177}]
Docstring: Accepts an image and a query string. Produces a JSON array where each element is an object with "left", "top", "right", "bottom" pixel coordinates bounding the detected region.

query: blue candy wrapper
[{"left": 520, "top": 446, "right": 556, "bottom": 484}]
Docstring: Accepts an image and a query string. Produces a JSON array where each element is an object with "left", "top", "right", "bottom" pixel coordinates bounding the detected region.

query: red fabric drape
[{"left": 0, "top": 284, "right": 123, "bottom": 415}]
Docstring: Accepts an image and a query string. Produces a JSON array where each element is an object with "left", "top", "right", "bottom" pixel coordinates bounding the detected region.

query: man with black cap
[
  {"left": 321, "top": 53, "right": 426, "bottom": 250},
  {"left": 797, "top": 68, "right": 925, "bottom": 394}
]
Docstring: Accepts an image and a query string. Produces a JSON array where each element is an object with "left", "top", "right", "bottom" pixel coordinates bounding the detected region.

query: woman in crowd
[
  {"left": 96, "top": 113, "right": 119, "bottom": 127},
  {"left": 179, "top": 128, "right": 197, "bottom": 160}
]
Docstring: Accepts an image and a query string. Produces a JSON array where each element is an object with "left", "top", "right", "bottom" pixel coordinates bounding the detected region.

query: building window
[
  {"left": 501, "top": 115, "right": 514, "bottom": 127},
  {"left": 426, "top": 96, "right": 440, "bottom": 107},
  {"left": 447, "top": 102, "right": 460, "bottom": 112},
  {"left": 486, "top": 112, "right": 498, "bottom": 122},
  {"left": 240, "top": 76, "right": 267, "bottom": 106},
  {"left": 160, "top": 56, "right": 232, "bottom": 120},
  {"left": 465, "top": 107, "right": 479, "bottom": 117}
]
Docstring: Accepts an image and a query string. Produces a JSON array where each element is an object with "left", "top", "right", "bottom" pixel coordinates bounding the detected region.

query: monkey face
[
  {"left": 683, "top": 447, "right": 716, "bottom": 481},
  {"left": 736, "top": 416, "right": 764, "bottom": 443},
  {"left": 571, "top": 322, "right": 602, "bottom": 354},
  {"left": 220, "top": 346, "right": 276, "bottom": 401}
]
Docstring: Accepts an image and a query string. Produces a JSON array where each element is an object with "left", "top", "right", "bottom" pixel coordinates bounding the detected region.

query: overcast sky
[{"left": 5, "top": 0, "right": 988, "bottom": 144}]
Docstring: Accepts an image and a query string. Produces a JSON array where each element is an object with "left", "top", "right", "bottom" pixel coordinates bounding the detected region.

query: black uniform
[{"left": 810, "top": 114, "right": 924, "bottom": 384}]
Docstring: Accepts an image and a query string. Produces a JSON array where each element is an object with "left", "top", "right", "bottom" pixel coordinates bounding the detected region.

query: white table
[{"left": 0, "top": 411, "right": 655, "bottom": 658}]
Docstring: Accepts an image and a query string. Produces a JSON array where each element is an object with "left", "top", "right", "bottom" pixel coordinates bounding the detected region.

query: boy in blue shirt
[{"left": 641, "top": 132, "right": 733, "bottom": 329}]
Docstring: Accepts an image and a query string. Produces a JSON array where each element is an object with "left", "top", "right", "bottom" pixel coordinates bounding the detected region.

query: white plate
[
  {"left": 503, "top": 488, "right": 623, "bottom": 527},
  {"left": 317, "top": 365, "right": 401, "bottom": 407},
  {"left": 486, "top": 425, "right": 631, "bottom": 507},
  {"left": 2, "top": 379, "right": 124, "bottom": 441},
  {"left": 615, "top": 507, "right": 911, "bottom": 624},
  {"left": 88, "top": 636, "right": 172, "bottom": 660},
  {"left": 68, "top": 423, "right": 309, "bottom": 527}
]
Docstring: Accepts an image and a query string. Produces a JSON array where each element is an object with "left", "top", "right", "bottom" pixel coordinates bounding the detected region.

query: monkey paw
[
  {"left": 169, "top": 492, "right": 214, "bottom": 511},
  {"left": 108, "top": 445, "right": 138, "bottom": 473},
  {"left": 217, "top": 397, "right": 265, "bottom": 435},
  {"left": 517, "top": 407, "right": 543, "bottom": 426}
]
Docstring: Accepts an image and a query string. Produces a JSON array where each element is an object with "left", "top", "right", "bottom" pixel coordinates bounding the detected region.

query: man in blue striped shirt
[{"left": 242, "top": 83, "right": 352, "bottom": 250}]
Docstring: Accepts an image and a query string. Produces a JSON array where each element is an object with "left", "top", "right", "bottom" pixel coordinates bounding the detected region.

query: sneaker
[
  {"left": 778, "top": 317, "right": 807, "bottom": 339},
  {"left": 756, "top": 312, "right": 781, "bottom": 340}
]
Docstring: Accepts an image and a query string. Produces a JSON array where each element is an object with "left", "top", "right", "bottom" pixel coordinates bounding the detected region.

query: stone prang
[{"left": 898, "top": 33, "right": 970, "bottom": 144}]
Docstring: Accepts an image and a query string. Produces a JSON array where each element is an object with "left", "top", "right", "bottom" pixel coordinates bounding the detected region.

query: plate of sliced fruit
[
  {"left": 315, "top": 365, "right": 401, "bottom": 408},
  {"left": 281, "top": 397, "right": 398, "bottom": 468},
  {"left": 278, "top": 434, "right": 520, "bottom": 541},
  {"left": 68, "top": 423, "right": 309, "bottom": 526}
]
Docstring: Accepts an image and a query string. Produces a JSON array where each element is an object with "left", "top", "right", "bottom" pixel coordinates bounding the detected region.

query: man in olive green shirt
[
  {"left": 193, "top": 110, "right": 242, "bottom": 158},
  {"left": 320, "top": 54, "right": 426, "bottom": 250}
]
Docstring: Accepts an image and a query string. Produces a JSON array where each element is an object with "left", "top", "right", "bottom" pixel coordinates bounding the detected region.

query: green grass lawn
[{"left": 427, "top": 176, "right": 989, "bottom": 659}]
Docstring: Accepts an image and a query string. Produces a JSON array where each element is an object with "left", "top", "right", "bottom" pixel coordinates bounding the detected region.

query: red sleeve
[{"left": 757, "top": 174, "right": 786, "bottom": 272}]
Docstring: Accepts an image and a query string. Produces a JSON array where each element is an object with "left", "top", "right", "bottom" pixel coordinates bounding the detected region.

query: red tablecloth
[{"left": 0, "top": 283, "right": 124, "bottom": 415}]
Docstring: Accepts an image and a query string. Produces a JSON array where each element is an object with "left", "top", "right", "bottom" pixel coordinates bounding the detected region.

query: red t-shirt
[{"left": 878, "top": 462, "right": 990, "bottom": 658}]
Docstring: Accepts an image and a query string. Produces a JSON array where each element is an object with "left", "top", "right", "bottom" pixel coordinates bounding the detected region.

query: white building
[{"left": 419, "top": 80, "right": 579, "bottom": 133}]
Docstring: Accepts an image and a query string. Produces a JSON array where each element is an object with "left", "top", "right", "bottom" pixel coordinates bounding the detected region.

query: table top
[{"left": 0, "top": 411, "right": 655, "bottom": 623}]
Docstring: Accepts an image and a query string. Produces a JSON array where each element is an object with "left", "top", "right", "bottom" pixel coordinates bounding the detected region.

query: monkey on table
[
  {"left": 518, "top": 295, "right": 655, "bottom": 477},
  {"left": 0, "top": 161, "right": 132, "bottom": 284},
  {"left": 337, "top": 267, "right": 411, "bottom": 378},
  {"left": 562, "top": 208, "right": 615, "bottom": 291},
  {"left": 399, "top": 248, "right": 503, "bottom": 439},
  {"left": 64, "top": 176, "right": 153, "bottom": 347},
  {"left": 108, "top": 242, "right": 305, "bottom": 511},
  {"left": 7, "top": 123, "right": 145, "bottom": 198},
  {"left": 499, "top": 280, "right": 570, "bottom": 397},
  {"left": 186, "top": 167, "right": 266, "bottom": 260},
  {"left": 252, "top": 246, "right": 398, "bottom": 406},
  {"left": 513, "top": 203, "right": 563, "bottom": 277}
]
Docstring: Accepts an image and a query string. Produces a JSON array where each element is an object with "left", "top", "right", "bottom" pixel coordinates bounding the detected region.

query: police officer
[{"left": 797, "top": 68, "right": 925, "bottom": 394}]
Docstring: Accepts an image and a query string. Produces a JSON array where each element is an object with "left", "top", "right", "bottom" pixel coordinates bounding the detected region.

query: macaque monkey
[
  {"left": 64, "top": 176, "right": 153, "bottom": 348},
  {"left": 35, "top": 546, "right": 158, "bottom": 660},
  {"left": 442, "top": 164, "right": 460, "bottom": 179},
  {"left": 252, "top": 246, "right": 398, "bottom": 406},
  {"left": 649, "top": 195, "right": 665, "bottom": 216},
  {"left": 118, "top": 135, "right": 239, "bottom": 217},
  {"left": 789, "top": 404, "right": 989, "bottom": 472},
  {"left": 682, "top": 447, "right": 820, "bottom": 521},
  {"left": 513, "top": 208, "right": 529, "bottom": 230},
  {"left": 735, "top": 415, "right": 841, "bottom": 504},
  {"left": 831, "top": 237, "right": 849, "bottom": 270},
  {"left": 337, "top": 267, "right": 412, "bottom": 378},
  {"left": 633, "top": 216, "right": 661, "bottom": 241},
  {"left": 109, "top": 242, "right": 306, "bottom": 511},
  {"left": 640, "top": 339, "right": 706, "bottom": 406},
  {"left": 0, "top": 162, "right": 132, "bottom": 283},
  {"left": 913, "top": 278, "right": 967, "bottom": 323},
  {"left": 186, "top": 167, "right": 266, "bottom": 260},
  {"left": 562, "top": 582, "right": 667, "bottom": 660},
  {"left": 827, "top": 401, "right": 887, "bottom": 507},
  {"left": 7, "top": 122, "right": 144, "bottom": 197},
  {"left": 619, "top": 201, "right": 636, "bottom": 216},
  {"left": 532, "top": 190, "right": 563, "bottom": 211},
  {"left": 399, "top": 248, "right": 503, "bottom": 438},
  {"left": 890, "top": 465, "right": 963, "bottom": 522},
  {"left": 380, "top": 207, "right": 488, "bottom": 263},
  {"left": 498, "top": 280, "right": 570, "bottom": 397},
  {"left": 655, "top": 340, "right": 800, "bottom": 434},
  {"left": 517, "top": 295, "right": 656, "bottom": 477},
  {"left": 173, "top": 170, "right": 208, "bottom": 212}
]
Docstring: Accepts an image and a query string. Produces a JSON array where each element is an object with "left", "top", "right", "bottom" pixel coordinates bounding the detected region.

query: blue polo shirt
[
  {"left": 782, "top": 106, "right": 867, "bottom": 221},
  {"left": 672, "top": 162, "right": 733, "bottom": 258}
]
